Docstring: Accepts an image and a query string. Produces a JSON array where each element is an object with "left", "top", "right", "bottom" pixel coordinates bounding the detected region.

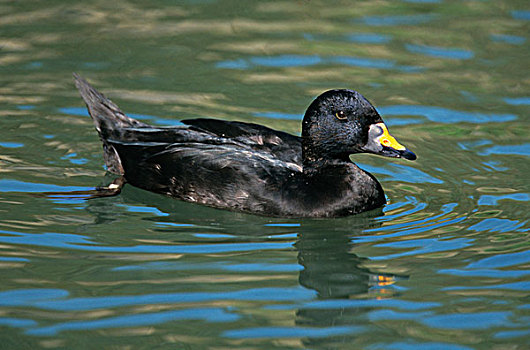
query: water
[{"left": 0, "top": 1, "right": 528, "bottom": 349}]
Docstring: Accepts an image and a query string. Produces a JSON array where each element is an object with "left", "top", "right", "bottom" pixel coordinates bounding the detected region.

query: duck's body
[{"left": 74, "top": 74, "right": 415, "bottom": 217}]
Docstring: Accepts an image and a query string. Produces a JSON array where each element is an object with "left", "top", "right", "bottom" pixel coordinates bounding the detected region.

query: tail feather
[{"left": 73, "top": 73, "right": 150, "bottom": 174}]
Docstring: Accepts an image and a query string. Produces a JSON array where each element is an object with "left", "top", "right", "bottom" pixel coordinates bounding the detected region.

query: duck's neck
[
  {"left": 302, "top": 156, "right": 353, "bottom": 174},
  {"left": 301, "top": 130, "right": 355, "bottom": 169},
  {"left": 302, "top": 142, "right": 353, "bottom": 170}
]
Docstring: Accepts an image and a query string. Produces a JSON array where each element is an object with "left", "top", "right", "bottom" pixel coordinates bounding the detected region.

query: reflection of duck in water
[
  {"left": 73, "top": 74, "right": 415, "bottom": 217},
  {"left": 296, "top": 217, "right": 401, "bottom": 299},
  {"left": 295, "top": 220, "right": 406, "bottom": 346}
]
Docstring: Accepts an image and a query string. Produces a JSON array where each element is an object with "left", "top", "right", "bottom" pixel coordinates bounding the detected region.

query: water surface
[{"left": 0, "top": 1, "right": 528, "bottom": 349}]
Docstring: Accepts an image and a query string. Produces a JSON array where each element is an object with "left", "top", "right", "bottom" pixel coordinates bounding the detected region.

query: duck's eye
[
  {"left": 335, "top": 111, "right": 347, "bottom": 120},
  {"left": 373, "top": 125, "right": 384, "bottom": 136}
]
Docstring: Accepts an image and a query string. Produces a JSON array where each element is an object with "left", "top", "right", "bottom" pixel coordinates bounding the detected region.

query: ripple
[
  {"left": 27, "top": 287, "right": 315, "bottom": 311},
  {"left": 0, "top": 142, "right": 24, "bottom": 148},
  {"left": 368, "top": 309, "right": 432, "bottom": 322},
  {"left": 0, "top": 229, "right": 294, "bottom": 254},
  {"left": 421, "top": 311, "right": 513, "bottom": 330},
  {"left": 503, "top": 97, "right": 530, "bottom": 105},
  {"left": 405, "top": 44, "right": 474, "bottom": 60},
  {"left": 495, "top": 329, "right": 530, "bottom": 339},
  {"left": 358, "top": 14, "right": 436, "bottom": 26},
  {"left": 60, "top": 152, "right": 88, "bottom": 165},
  {"left": 403, "top": 0, "right": 441, "bottom": 3},
  {"left": 438, "top": 269, "right": 530, "bottom": 278},
  {"left": 511, "top": 10, "right": 530, "bottom": 21},
  {"left": 27, "top": 308, "right": 239, "bottom": 336},
  {"left": 443, "top": 281, "right": 530, "bottom": 291},
  {"left": 0, "top": 317, "right": 37, "bottom": 328},
  {"left": 466, "top": 250, "right": 530, "bottom": 269},
  {"left": 477, "top": 193, "right": 529, "bottom": 206},
  {"left": 58, "top": 107, "right": 183, "bottom": 126},
  {"left": 0, "top": 179, "right": 89, "bottom": 193},
  {"left": 371, "top": 342, "right": 474, "bottom": 350},
  {"left": 267, "top": 298, "right": 440, "bottom": 311},
  {"left": 358, "top": 163, "right": 443, "bottom": 184},
  {"left": 113, "top": 261, "right": 302, "bottom": 272},
  {"left": 345, "top": 33, "right": 392, "bottom": 44},
  {"left": 216, "top": 55, "right": 423, "bottom": 72},
  {"left": 479, "top": 144, "right": 530, "bottom": 156},
  {"left": 0, "top": 289, "right": 69, "bottom": 307},
  {"left": 491, "top": 34, "right": 526, "bottom": 45},
  {"left": 371, "top": 237, "right": 472, "bottom": 261},
  {"left": 467, "top": 218, "right": 526, "bottom": 233},
  {"left": 378, "top": 105, "right": 517, "bottom": 123},
  {"left": 253, "top": 111, "right": 301, "bottom": 120},
  {"left": 223, "top": 325, "right": 364, "bottom": 339}
]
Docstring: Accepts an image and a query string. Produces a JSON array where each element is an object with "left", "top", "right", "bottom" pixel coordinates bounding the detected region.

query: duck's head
[{"left": 302, "top": 89, "right": 416, "bottom": 164}]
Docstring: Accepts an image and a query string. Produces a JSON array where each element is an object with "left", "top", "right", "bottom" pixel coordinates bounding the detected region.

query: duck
[{"left": 73, "top": 73, "right": 416, "bottom": 218}]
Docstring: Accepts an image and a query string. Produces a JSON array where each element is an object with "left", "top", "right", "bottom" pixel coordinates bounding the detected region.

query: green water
[{"left": 0, "top": 1, "right": 529, "bottom": 349}]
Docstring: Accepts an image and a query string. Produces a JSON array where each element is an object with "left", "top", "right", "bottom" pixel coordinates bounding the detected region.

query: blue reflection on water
[
  {"left": 0, "top": 317, "right": 37, "bottom": 328},
  {"left": 503, "top": 97, "right": 530, "bottom": 105},
  {"left": 421, "top": 311, "right": 513, "bottom": 330},
  {"left": 443, "top": 281, "right": 530, "bottom": 291},
  {"left": 371, "top": 237, "right": 472, "bottom": 260},
  {"left": 251, "top": 55, "right": 321, "bottom": 67},
  {"left": 345, "top": 33, "right": 392, "bottom": 43},
  {"left": 27, "top": 308, "right": 239, "bottom": 336},
  {"left": 379, "top": 105, "right": 517, "bottom": 123},
  {"left": 374, "top": 341, "right": 474, "bottom": 350},
  {"left": 58, "top": 107, "right": 183, "bottom": 126},
  {"left": 0, "top": 289, "right": 69, "bottom": 307},
  {"left": 0, "top": 229, "right": 294, "bottom": 254},
  {"left": 405, "top": 44, "right": 474, "bottom": 60},
  {"left": 479, "top": 144, "right": 530, "bottom": 156},
  {"left": 491, "top": 34, "right": 526, "bottom": 45},
  {"left": 224, "top": 325, "right": 364, "bottom": 339},
  {"left": 368, "top": 309, "right": 432, "bottom": 321},
  {"left": 17, "top": 105, "right": 35, "bottom": 110},
  {"left": 467, "top": 218, "right": 527, "bottom": 233},
  {"left": 358, "top": 14, "right": 435, "bottom": 26},
  {"left": 438, "top": 269, "right": 530, "bottom": 278},
  {"left": 330, "top": 56, "right": 395, "bottom": 69},
  {"left": 0, "top": 142, "right": 24, "bottom": 148},
  {"left": 253, "top": 111, "right": 301, "bottom": 120},
  {"left": 511, "top": 10, "right": 530, "bottom": 21},
  {"left": 477, "top": 193, "right": 529, "bottom": 206},
  {"left": 113, "top": 261, "right": 301, "bottom": 272},
  {"left": 467, "top": 250, "right": 530, "bottom": 269},
  {"left": 458, "top": 139, "right": 492, "bottom": 150},
  {"left": 60, "top": 152, "right": 88, "bottom": 165},
  {"left": 303, "top": 32, "right": 392, "bottom": 44},
  {"left": 119, "top": 204, "right": 169, "bottom": 216},
  {"left": 3, "top": 287, "right": 315, "bottom": 311},
  {"left": 216, "top": 55, "right": 423, "bottom": 72},
  {"left": 495, "top": 329, "right": 530, "bottom": 339},
  {"left": 0, "top": 179, "right": 89, "bottom": 193},
  {"left": 358, "top": 163, "right": 444, "bottom": 184},
  {"left": 0, "top": 256, "right": 29, "bottom": 262}
]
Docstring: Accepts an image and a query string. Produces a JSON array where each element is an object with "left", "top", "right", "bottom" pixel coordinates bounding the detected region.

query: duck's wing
[
  {"left": 109, "top": 140, "right": 302, "bottom": 214},
  {"left": 182, "top": 118, "right": 302, "bottom": 164}
]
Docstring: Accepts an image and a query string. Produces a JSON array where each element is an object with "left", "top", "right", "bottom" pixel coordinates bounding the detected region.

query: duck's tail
[{"left": 73, "top": 73, "right": 149, "bottom": 174}]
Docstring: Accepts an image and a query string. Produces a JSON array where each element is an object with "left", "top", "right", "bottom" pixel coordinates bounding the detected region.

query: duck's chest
[{"left": 283, "top": 163, "right": 386, "bottom": 217}]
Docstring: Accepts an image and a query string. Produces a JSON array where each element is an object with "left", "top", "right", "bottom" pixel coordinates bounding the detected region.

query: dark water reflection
[{"left": 0, "top": 0, "right": 529, "bottom": 349}]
